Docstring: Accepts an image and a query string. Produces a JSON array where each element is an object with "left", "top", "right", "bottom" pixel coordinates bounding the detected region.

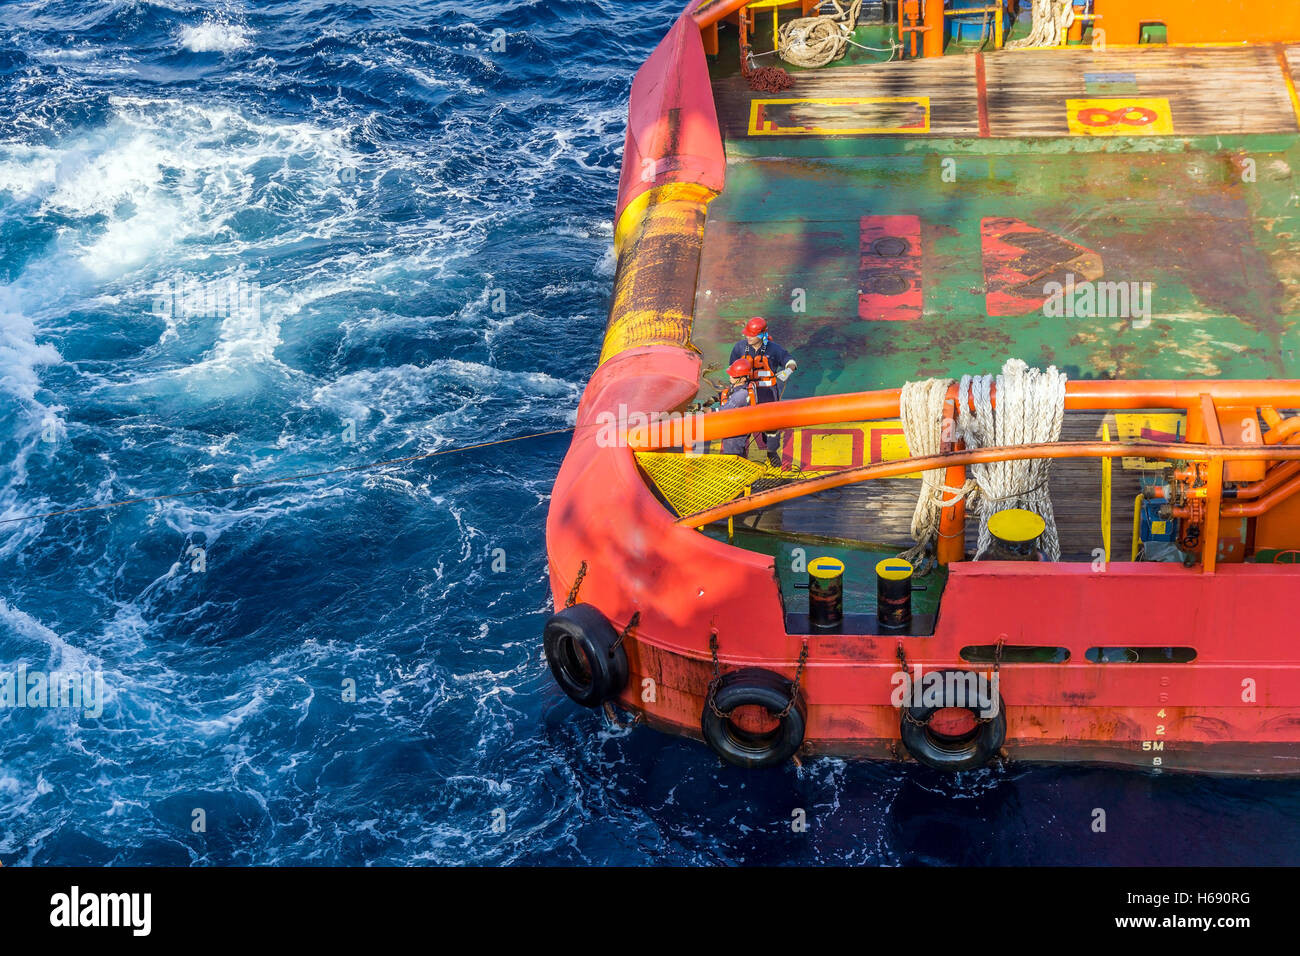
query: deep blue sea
[{"left": 1, "top": 0, "right": 1298, "bottom": 866}]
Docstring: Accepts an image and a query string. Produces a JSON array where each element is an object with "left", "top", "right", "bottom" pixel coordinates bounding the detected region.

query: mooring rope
[
  {"left": 777, "top": 0, "right": 863, "bottom": 68},
  {"left": 898, "top": 378, "right": 974, "bottom": 572},
  {"left": 1006, "top": 0, "right": 1075, "bottom": 49},
  {"left": 958, "top": 359, "right": 1068, "bottom": 560}
]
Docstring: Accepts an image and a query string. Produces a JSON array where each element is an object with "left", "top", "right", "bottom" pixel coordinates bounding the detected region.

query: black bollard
[
  {"left": 876, "top": 558, "right": 914, "bottom": 632},
  {"left": 806, "top": 556, "right": 845, "bottom": 630}
]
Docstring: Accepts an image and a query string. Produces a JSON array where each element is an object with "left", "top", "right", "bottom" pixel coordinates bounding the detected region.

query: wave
[{"left": 179, "top": 17, "right": 253, "bottom": 54}]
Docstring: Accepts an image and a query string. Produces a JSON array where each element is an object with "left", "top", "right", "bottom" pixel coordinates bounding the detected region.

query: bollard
[
  {"left": 987, "top": 508, "right": 1047, "bottom": 561},
  {"left": 876, "top": 557, "right": 915, "bottom": 632},
  {"left": 806, "top": 556, "right": 845, "bottom": 630}
]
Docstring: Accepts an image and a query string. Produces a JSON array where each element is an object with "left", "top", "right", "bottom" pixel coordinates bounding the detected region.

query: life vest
[
  {"left": 720, "top": 381, "right": 758, "bottom": 407},
  {"left": 736, "top": 341, "right": 779, "bottom": 389},
  {"left": 749, "top": 351, "right": 775, "bottom": 386}
]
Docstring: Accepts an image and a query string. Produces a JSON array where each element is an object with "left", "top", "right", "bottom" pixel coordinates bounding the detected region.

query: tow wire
[{"left": 0, "top": 425, "right": 577, "bottom": 527}]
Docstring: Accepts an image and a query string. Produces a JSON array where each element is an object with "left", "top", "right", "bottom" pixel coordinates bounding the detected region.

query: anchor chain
[{"left": 564, "top": 560, "right": 587, "bottom": 608}]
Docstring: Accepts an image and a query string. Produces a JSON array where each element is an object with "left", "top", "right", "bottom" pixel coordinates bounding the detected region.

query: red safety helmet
[
  {"left": 743, "top": 316, "right": 767, "bottom": 337},
  {"left": 728, "top": 356, "right": 754, "bottom": 378}
]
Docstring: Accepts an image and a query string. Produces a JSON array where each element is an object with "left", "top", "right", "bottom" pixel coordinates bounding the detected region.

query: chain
[
  {"left": 706, "top": 632, "right": 807, "bottom": 722},
  {"left": 706, "top": 630, "right": 729, "bottom": 719},
  {"left": 898, "top": 640, "right": 927, "bottom": 726},
  {"left": 610, "top": 610, "right": 640, "bottom": 656},
  {"left": 564, "top": 560, "right": 587, "bottom": 608},
  {"left": 974, "top": 636, "right": 1007, "bottom": 725},
  {"left": 772, "top": 640, "right": 809, "bottom": 720}
]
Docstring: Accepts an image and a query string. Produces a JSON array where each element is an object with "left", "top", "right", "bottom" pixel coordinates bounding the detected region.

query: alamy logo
[
  {"left": 0, "top": 665, "right": 104, "bottom": 718},
  {"left": 148, "top": 275, "right": 262, "bottom": 319},
  {"left": 594, "top": 404, "right": 705, "bottom": 450},
  {"left": 1043, "top": 273, "right": 1153, "bottom": 325},
  {"left": 50, "top": 886, "right": 151, "bottom": 936},
  {"left": 890, "top": 666, "right": 1000, "bottom": 719}
]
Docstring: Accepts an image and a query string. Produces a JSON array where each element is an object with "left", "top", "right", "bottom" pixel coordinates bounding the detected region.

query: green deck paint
[{"left": 694, "top": 143, "right": 1300, "bottom": 400}]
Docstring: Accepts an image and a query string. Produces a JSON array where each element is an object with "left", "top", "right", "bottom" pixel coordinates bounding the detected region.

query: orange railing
[{"left": 628, "top": 380, "right": 1300, "bottom": 572}]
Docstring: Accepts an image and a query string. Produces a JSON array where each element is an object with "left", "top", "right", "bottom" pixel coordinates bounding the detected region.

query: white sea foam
[
  {"left": 0, "top": 96, "right": 362, "bottom": 282},
  {"left": 0, "top": 287, "right": 63, "bottom": 527},
  {"left": 0, "top": 598, "right": 100, "bottom": 674},
  {"left": 179, "top": 20, "right": 253, "bottom": 54}
]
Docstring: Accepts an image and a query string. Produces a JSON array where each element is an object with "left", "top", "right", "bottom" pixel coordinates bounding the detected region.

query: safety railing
[{"left": 627, "top": 380, "right": 1300, "bottom": 572}]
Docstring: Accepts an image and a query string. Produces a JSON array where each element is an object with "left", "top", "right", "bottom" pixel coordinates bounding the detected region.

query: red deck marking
[
  {"left": 1076, "top": 105, "right": 1158, "bottom": 128},
  {"left": 974, "top": 52, "right": 990, "bottom": 138},
  {"left": 859, "top": 215, "right": 923, "bottom": 321},
  {"left": 980, "top": 218, "right": 1103, "bottom": 316}
]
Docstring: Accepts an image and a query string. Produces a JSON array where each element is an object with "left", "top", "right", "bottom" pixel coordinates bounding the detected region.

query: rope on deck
[
  {"left": 959, "top": 359, "right": 1068, "bottom": 560},
  {"left": 899, "top": 378, "right": 974, "bottom": 572},
  {"left": 1006, "top": 0, "right": 1076, "bottom": 49},
  {"left": 899, "top": 360, "right": 1068, "bottom": 566},
  {"left": 777, "top": 0, "right": 863, "bottom": 69}
]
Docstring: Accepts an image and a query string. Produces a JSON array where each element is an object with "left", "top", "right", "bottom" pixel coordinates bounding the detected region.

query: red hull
[{"left": 545, "top": 4, "right": 1300, "bottom": 775}]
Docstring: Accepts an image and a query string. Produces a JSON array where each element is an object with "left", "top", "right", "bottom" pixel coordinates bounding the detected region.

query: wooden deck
[
  {"left": 736, "top": 412, "right": 1147, "bottom": 561},
  {"left": 712, "top": 45, "right": 1300, "bottom": 144}
]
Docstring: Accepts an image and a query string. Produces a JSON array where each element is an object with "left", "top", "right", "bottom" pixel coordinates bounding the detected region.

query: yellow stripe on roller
[
  {"left": 614, "top": 183, "right": 716, "bottom": 256},
  {"left": 600, "top": 183, "right": 717, "bottom": 366}
]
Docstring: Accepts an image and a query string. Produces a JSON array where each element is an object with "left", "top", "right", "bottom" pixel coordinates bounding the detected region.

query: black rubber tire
[
  {"left": 543, "top": 604, "right": 629, "bottom": 708},
  {"left": 899, "top": 670, "right": 1006, "bottom": 772},
  {"left": 701, "top": 667, "right": 805, "bottom": 769}
]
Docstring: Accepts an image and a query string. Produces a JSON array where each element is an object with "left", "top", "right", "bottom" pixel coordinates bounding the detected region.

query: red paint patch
[
  {"left": 981, "top": 217, "right": 1103, "bottom": 316},
  {"left": 860, "top": 215, "right": 923, "bottom": 321}
]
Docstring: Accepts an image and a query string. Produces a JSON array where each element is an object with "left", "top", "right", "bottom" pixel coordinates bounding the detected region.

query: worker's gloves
[{"left": 776, "top": 367, "right": 793, "bottom": 383}]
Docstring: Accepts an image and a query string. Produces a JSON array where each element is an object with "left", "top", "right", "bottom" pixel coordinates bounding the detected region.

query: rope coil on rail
[
  {"left": 958, "top": 359, "right": 1068, "bottom": 560},
  {"left": 898, "top": 378, "right": 973, "bottom": 572},
  {"left": 899, "top": 360, "right": 1067, "bottom": 564}
]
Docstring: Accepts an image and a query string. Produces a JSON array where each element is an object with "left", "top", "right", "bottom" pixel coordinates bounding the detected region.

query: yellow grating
[{"left": 635, "top": 452, "right": 832, "bottom": 519}]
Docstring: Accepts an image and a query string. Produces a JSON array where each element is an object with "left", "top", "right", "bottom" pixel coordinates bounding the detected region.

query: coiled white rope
[
  {"left": 1006, "top": 0, "right": 1076, "bottom": 49},
  {"left": 957, "top": 359, "right": 1068, "bottom": 560},
  {"left": 898, "top": 377, "right": 974, "bottom": 572},
  {"left": 777, "top": 0, "right": 863, "bottom": 68}
]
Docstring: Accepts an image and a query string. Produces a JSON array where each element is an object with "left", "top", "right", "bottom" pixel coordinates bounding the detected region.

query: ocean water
[{"left": 1, "top": 0, "right": 1297, "bottom": 866}]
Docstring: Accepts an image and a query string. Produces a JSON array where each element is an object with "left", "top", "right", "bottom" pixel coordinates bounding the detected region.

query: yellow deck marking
[
  {"left": 788, "top": 420, "right": 922, "bottom": 477},
  {"left": 748, "top": 96, "right": 931, "bottom": 136},
  {"left": 1101, "top": 422, "right": 1112, "bottom": 562},
  {"left": 1114, "top": 412, "right": 1184, "bottom": 469},
  {"left": 1066, "top": 97, "right": 1173, "bottom": 135},
  {"left": 1277, "top": 47, "right": 1300, "bottom": 131}
]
